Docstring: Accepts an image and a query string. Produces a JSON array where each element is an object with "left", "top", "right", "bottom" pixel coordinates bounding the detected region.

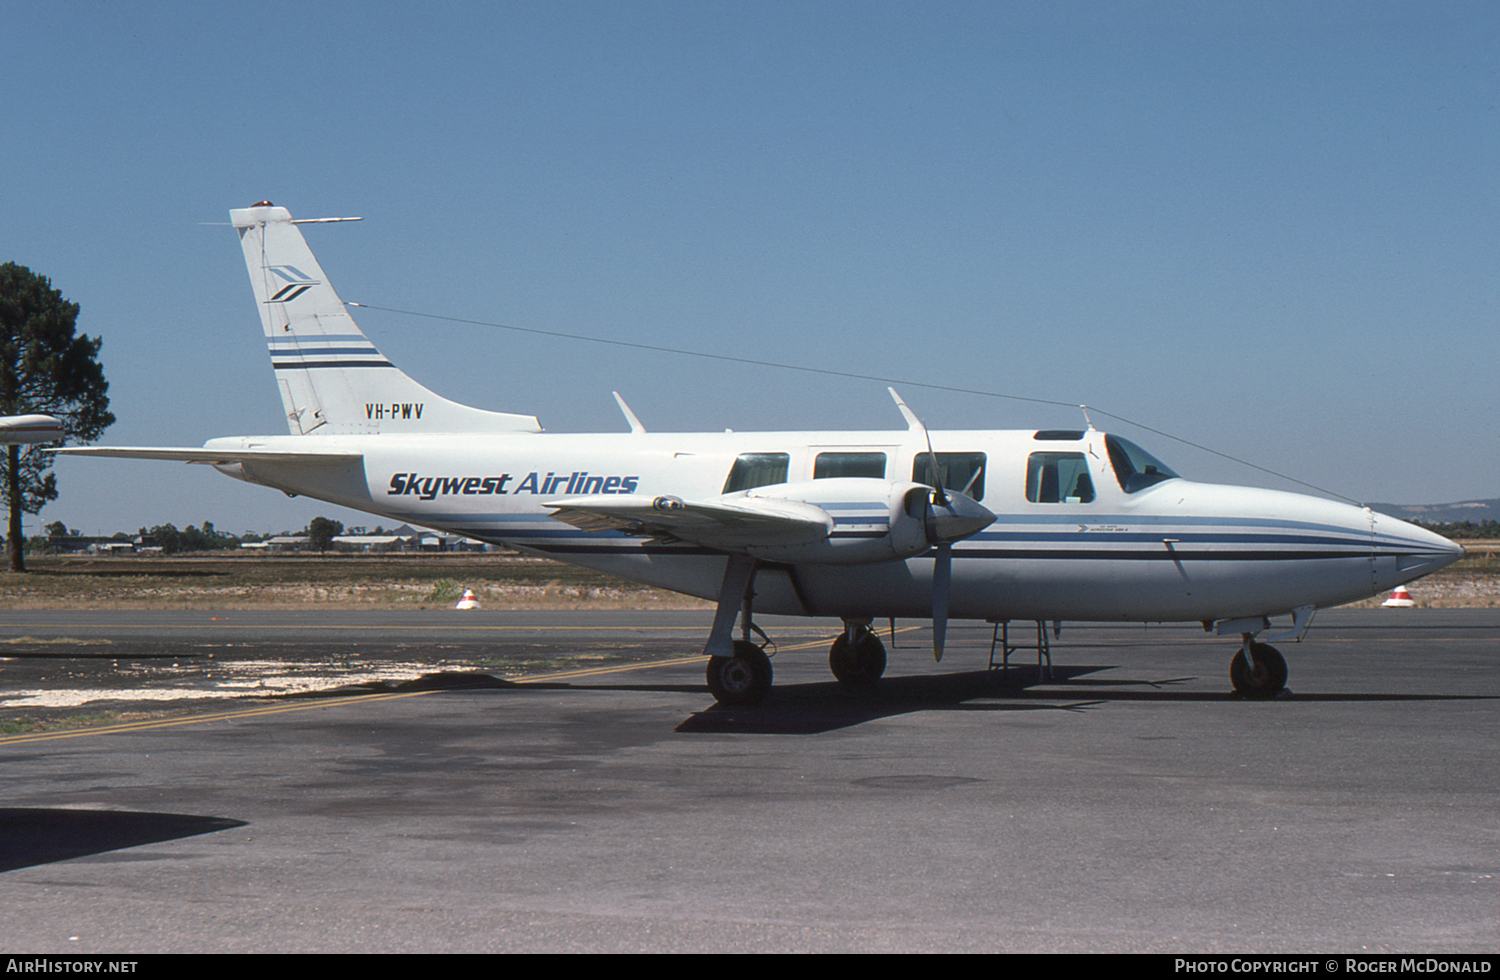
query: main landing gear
[
  {"left": 702, "top": 559, "right": 897, "bottom": 705},
  {"left": 706, "top": 617, "right": 890, "bottom": 704},
  {"left": 1229, "top": 635, "right": 1288, "bottom": 699},
  {"left": 706, "top": 639, "right": 773, "bottom": 705},
  {"left": 702, "top": 556, "right": 775, "bottom": 706}
]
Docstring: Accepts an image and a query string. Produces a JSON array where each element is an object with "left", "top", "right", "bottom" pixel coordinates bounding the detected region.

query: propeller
[
  {"left": 921, "top": 484, "right": 993, "bottom": 660},
  {"left": 890, "top": 389, "right": 996, "bottom": 662}
]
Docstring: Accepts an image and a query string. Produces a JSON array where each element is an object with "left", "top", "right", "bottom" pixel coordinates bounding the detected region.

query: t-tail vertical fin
[{"left": 230, "top": 202, "right": 541, "bottom": 435}]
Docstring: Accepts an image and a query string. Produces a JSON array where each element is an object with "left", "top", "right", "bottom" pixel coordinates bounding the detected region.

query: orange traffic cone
[
  {"left": 1381, "top": 585, "right": 1415, "bottom": 608},
  {"left": 455, "top": 588, "right": 480, "bottom": 610}
]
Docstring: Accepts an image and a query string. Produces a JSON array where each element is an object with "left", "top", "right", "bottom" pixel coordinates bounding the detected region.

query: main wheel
[
  {"left": 1230, "top": 642, "right": 1288, "bottom": 699},
  {"left": 829, "top": 628, "right": 887, "bottom": 685},
  {"left": 706, "top": 640, "right": 773, "bottom": 705}
]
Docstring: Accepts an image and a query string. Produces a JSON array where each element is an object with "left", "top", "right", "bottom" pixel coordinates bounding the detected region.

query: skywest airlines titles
[{"left": 387, "top": 471, "right": 642, "bottom": 500}]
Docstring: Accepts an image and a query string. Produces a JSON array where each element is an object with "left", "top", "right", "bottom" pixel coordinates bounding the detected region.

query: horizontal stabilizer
[{"left": 53, "top": 446, "right": 362, "bottom": 465}]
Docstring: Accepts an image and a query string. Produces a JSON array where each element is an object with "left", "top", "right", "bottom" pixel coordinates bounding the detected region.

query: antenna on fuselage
[{"left": 613, "top": 392, "right": 647, "bottom": 434}]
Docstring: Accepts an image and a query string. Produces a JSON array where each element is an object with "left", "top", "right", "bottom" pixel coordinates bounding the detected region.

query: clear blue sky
[{"left": 4, "top": 1, "right": 1496, "bottom": 536}]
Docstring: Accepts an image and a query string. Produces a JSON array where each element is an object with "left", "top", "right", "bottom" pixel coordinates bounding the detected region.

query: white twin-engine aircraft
[
  {"left": 60, "top": 203, "right": 1464, "bottom": 705},
  {"left": 0, "top": 415, "right": 63, "bottom": 444}
]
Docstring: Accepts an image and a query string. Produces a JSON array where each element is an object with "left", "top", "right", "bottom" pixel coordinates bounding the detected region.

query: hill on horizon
[{"left": 1368, "top": 497, "right": 1500, "bottom": 525}]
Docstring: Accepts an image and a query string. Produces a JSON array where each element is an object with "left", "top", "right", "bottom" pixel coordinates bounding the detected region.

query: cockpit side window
[
  {"left": 1104, "top": 435, "right": 1180, "bottom": 493},
  {"left": 912, "top": 452, "right": 986, "bottom": 501},
  {"left": 723, "top": 452, "right": 790, "bottom": 493},
  {"left": 1026, "top": 452, "right": 1096, "bottom": 503}
]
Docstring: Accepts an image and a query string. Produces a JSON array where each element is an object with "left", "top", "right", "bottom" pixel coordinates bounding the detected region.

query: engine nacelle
[
  {"left": 211, "top": 461, "right": 252, "bottom": 483},
  {"left": 734, "top": 478, "right": 992, "bottom": 564}
]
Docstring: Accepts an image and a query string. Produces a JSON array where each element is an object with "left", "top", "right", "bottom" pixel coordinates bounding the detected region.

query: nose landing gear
[
  {"left": 1215, "top": 610, "right": 1311, "bottom": 700},
  {"left": 1230, "top": 636, "right": 1288, "bottom": 699}
]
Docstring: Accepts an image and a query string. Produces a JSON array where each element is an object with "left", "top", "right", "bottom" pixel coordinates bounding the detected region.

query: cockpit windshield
[{"left": 1104, "top": 435, "right": 1180, "bottom": 493}]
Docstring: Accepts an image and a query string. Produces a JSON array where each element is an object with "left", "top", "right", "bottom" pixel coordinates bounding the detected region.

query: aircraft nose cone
[{"left": 1372, "top": 511, "right": 1466, "bottom": 578}]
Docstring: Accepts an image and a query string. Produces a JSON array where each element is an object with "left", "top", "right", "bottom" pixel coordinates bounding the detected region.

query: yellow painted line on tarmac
[
  {"left": 509, "top": 655, "right": 708, "bottom": 684},
  {"left": 0, "top": 690, "right": 429, "bottom": 745},
  {"left": 0, "top": 647, "right": 754, "bottom": 745},
  {"left": 508, "top": 625, "right": 930, "bottom": 675},
  {"left": 0, "top": 628, "right": 906, "bottom": 744}
]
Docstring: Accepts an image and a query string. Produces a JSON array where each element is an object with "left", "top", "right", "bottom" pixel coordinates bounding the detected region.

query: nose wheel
[{"left": 1230, "top": 640, "right": 1287, "bottom": 699}]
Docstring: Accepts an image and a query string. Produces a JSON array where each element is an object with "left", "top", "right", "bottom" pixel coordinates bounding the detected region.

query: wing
[
  {"left": 546, "top": 494, "right": 832, "bottom": 549},
  {"left": 547, "top": 477, "right": 994, "bottom": 573}
]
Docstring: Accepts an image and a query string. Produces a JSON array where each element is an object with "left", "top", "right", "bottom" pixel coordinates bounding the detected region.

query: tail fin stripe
[{"left": 267, "top": 265, "right": 316, "bottom": 282}]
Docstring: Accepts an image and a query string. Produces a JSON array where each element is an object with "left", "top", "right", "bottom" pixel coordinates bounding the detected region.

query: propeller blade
[
  {"left": 922, "top": 489, "right": 989, "bottom": 664},
  {"left": 932, "top": 542, "right": 951, "bottom": 661},
  {"left": 888, "top": 388, "right": 948, "bottom": 506}
]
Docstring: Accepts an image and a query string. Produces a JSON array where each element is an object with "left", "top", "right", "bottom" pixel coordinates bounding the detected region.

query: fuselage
[{"left": 205, "top": 425, "right": 1463, "bottom": 625}]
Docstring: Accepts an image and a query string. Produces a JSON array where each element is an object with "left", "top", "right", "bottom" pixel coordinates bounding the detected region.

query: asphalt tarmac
[{"left": 0, "top": 608, "right": 1496, "bottom": 953}]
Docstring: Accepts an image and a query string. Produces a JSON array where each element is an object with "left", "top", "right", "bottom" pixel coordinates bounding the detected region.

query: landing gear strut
[
  {"left": 829, "top": 620, "right": 887, "bottom": 685},
  {"left": 1230, "top": 637, "right": 1288, "bottom": 699},
  {"left": 702, "top": 555, "right": 774, "bottom": 705}
]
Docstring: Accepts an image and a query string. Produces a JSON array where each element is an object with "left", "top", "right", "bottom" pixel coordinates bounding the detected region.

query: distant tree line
[
  {"left": 1412, "top": 520, "right": 1500, "bottom": 540},
  {"left": 14, "top": 517, "right": 372, "bottom": 555},
  {"left": 137, "top": 521, "right": 243, "bottom": 554}
]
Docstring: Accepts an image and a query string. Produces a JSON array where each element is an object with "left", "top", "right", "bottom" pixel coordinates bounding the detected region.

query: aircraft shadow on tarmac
[
  {"left": 272, "top": 665, "right": 1499, "bottom": 737},
  {"left": 278, "top": 670, "right": 522, "bottom": 698},
  {"left": 672, "top": 665, "right": 1147, "bottom": 734},
  {"left": 0, "top": 808, "right": 246, "bottom": 872},
  {"left": 660, "top": 666, "right": 1500, "bottom": 735}
]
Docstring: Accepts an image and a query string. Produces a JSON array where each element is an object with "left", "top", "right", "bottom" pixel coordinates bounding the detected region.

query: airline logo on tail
[{"left": 266, "top": 265, "right": 319, "bottom": 302}]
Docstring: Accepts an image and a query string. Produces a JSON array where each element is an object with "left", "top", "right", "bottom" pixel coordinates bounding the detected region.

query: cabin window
[
  {"left": 912, "top": 452, "right": 986, "bottom": 501},
  {"left": 1104, "top": 435, "right": 1179, "bottom": 493},
  {"left": 723, "top": 452, "right": 790, "bottom": 493},
  {"left": 814, "top": 452, "right": 886, "bottom": 480},
  {"left": 1026, "top": 452, "right": 1096, "bottom": 503}
]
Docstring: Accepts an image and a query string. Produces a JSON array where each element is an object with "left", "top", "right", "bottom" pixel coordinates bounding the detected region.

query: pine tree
[{"left": 0, "top": 263, "right": 114, "bottom": 571}]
